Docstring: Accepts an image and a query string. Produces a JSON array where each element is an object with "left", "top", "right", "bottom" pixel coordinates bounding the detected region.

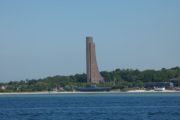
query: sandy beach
[{"left": 128, "top": 90, "right": 180, "bottom": 93}]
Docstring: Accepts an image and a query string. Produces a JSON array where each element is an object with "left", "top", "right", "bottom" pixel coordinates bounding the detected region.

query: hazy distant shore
[{"left": 0, "top": 90, "right": 180, "bottom": 95}]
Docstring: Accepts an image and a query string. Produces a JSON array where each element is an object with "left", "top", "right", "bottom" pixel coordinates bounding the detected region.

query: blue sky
[{"left": 0, "top": 0, "right": 180, "bottom": 82}]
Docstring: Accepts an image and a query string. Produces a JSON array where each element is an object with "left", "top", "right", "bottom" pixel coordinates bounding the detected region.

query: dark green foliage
[
  {"left": 1, "top": 66, "right": 180, "bottom": 92},
  {"left": 146, "top": 87, "right": 152, "bottom": 91},
  {"left": 100, "top": 71, "right": 111, "bottom": 82}
]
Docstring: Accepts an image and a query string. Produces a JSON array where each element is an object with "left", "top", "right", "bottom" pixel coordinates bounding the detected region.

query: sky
[{"left": 0, "top": 0, "right": 180, "bottom": 83}]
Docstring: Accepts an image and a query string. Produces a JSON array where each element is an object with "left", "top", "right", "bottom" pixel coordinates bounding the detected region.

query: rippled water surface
[{"left": 0, "top": 93, "right": 180, "bottom": 120}]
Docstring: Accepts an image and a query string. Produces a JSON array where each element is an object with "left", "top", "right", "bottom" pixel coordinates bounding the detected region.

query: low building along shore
[{"left": 146, "top": 82, "right": 173, "bottom": 88}]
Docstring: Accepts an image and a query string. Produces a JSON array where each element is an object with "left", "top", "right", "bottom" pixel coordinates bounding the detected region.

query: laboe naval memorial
[
  {"left": 86, "top": 37, "right": 104, "bottom": 83},
  {"left": 75, "top": 37, "right": 111, "bottom": 91}
]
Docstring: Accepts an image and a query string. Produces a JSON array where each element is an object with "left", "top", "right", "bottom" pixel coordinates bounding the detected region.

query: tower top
[
  {"left": 86, "top": 37, "right": 93, "bottom": 43},
  {"left": 86, "top": 36, "right": 93, "bottom": 38}
]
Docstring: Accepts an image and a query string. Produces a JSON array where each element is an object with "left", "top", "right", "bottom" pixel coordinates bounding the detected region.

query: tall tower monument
[{"left": 86, "top": 37, "right": 104, "bottom": 83}]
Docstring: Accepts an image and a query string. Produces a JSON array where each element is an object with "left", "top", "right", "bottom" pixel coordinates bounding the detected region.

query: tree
[
  {"left": 26, "top": 79, "right": 29, "bottom": 84},
  {"left": 74, "top": 73, "right": 86, "bottom": 83},
  {"left": 100, "top": 71, "right": 111, "bottom": 82},
  {"left": 136, "top": 80, "right": 145, "bottom": 88},
  {"left": 35, "top": 82, "right": 49, "bottom": 91},
  {"left": 20, "top": 86, "right": 27, "bottom": 92},
  {"left": 115, "top": 68, "right": 121, "bottom": 73},
  {"left": 114, "top": 74, "right": 122, "bottom": 84},
  {"left": 19, "top": 80, "right": 25, "bottom": 85}
]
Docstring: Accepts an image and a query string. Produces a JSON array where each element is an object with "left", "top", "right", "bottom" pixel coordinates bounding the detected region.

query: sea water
[{"left": 0, "top": 93, "right": 180, "bottom": 120}]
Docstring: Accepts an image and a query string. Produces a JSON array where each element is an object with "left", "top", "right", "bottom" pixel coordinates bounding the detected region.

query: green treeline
[{"left": 0, "top": 66, "right": 180, "bottom": 92}]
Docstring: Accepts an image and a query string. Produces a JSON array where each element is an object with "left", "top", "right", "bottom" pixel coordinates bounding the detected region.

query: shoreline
[{"left": 0, "top": 90, "right": 180, "bottom": 95}]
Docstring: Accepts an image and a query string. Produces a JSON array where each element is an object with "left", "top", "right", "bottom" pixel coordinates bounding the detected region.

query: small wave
[
  {"left": 33, "top": 113, "right": 44, "bottom": 116},
  {"left": 0, "top": 113, "right": 4, "bottom": 115},
  {"left": 172, "top": 112, "right": 180, "bottom": 116},
  {"left": 148, "top": 111, "right": 169, "bottom": 116},
  {"left": 17, "top": 113, "right": 31, "bottom": 116}
]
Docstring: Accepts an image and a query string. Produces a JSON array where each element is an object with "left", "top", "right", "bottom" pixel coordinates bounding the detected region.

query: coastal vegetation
[{"left": 0, "top": 66, "right": 180, "bottom": 92}]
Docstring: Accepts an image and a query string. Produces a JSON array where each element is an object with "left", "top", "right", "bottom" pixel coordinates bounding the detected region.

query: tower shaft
[{"left": 86, "top": 37, "right": 104, "bottom": 83}]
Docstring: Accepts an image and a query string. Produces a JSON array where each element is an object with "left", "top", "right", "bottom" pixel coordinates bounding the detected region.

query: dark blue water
[{"left": 0, "top": 93, "right": 180, "bottom": 120}]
